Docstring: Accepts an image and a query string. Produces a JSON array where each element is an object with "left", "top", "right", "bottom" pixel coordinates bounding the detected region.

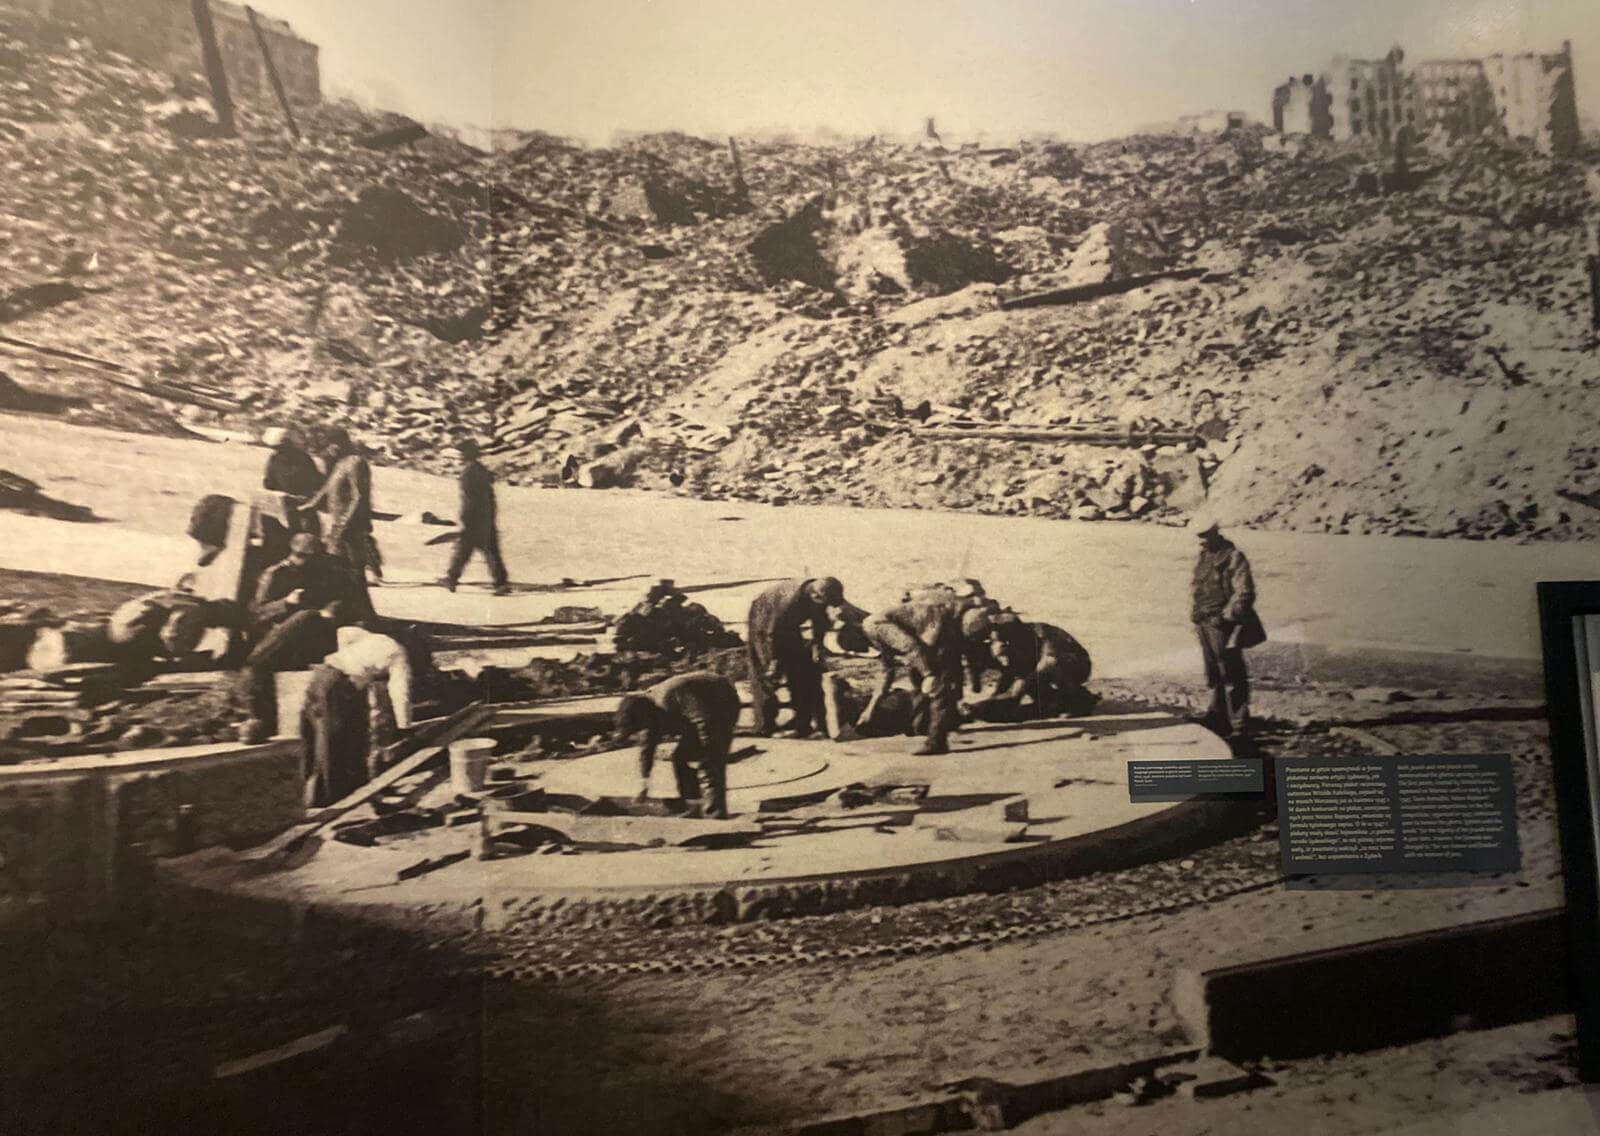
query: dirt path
[{"left": 3, "top": 415, "right": 1599, "bottom": 675}]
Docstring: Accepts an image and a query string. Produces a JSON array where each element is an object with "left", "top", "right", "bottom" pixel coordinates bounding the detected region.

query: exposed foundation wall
[{"left": 0, "top": 741, "right": 301, "bottom": 923}]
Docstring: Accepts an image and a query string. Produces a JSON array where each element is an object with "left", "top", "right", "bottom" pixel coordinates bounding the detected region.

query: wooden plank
[
  {"left": 489, "top": 808, "right": 760, "bottom": 846},
  {"left": 241, "top": 701, "right": 493, "bottom": 862},
  {"left": 214, "top": 1025, "right": 348, "bottom": 1080},
  {"left": 919, "top": 427, "right": 1200, "bottom": 447},
  {"left": 998, "top": 266, "right": 1207, "bottom": 311},
  {"left": 244, "top": 5, "right": 300, "bottom": 141},
  {"left": 190, "top": 0, "right": 236, "bottom": 136}
]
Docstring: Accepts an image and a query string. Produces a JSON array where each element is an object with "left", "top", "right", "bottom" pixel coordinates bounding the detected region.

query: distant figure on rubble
[
  {"left": 964, "top": 613, "right": 1096, "bottom": 721},
  {"left": 746, "top": 576, "right": 864, "bottom": 738},
  {"left": 300, "top": 625, "right": 414, "bottom": 807},
  {"left": 261, "top": 427, "right": 323, "bottom": 536},
  {"left": 300, "top": 428, "right": 375, "bottom": 616},
  {"left": 860, "top": 600, "right": 972, "bottom": 755},
  {"left": 614, "top": 580, "right": 742, "bottom": 659},
  {"left": 236, "top": 533, "right": 360, "bottom": 744},
  {"left": 1190, "top": 514, "right": 1265, "bottom": 739},
  {"left": 615, "top": 672, "right": 740, "bottom": 819},
  {"left": 440, "top": 438, "right": 511, "bottom": 596}
]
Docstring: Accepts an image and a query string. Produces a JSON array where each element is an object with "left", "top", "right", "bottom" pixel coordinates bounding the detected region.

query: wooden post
[
  {"left": 727, "top": 136, "right": 749, "bottom": 202},
  {"left": 190, "top": 0, "right": 236, "bottom": 136},
  {"left": 245, "top": 5, "right": 301, "bottom": 141}
]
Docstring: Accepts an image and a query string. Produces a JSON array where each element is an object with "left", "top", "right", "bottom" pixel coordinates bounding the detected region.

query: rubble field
[{"left": 3, "top": 8, "right": 1599, "bottom": 540}]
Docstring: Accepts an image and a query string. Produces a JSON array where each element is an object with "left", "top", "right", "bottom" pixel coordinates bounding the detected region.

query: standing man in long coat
[
  {"left": 441, "top": 438, "right": 511, "bottom": 595},
  {"left": 1190, "top": 516, "right": 1265, "bottom": 738}
]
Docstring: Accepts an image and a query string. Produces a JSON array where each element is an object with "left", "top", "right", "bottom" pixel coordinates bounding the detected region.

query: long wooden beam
[{"left": 245, "top": 5, "right": 301, "bottom": 141}]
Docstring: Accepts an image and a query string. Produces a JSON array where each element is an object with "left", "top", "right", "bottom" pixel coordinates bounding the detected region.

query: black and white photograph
[{"left": 3, "top": 1, "right": 1600, "bottom": 1132}]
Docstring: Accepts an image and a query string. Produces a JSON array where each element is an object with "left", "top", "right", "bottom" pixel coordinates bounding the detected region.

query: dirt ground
[{"left": 5, "top": 700, "right": 1574, "bottom": 1136}]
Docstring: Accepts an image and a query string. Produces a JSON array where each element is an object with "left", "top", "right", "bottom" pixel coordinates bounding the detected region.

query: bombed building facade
[
  {"left": 14, "top": 0, "right": 319, "bottom": 104},
  {"left": 1272, "top": 41, "right": 1578, "bottom": 156}
]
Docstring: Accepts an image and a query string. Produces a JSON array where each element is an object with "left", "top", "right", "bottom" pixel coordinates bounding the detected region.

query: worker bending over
[
  {"left": 745, "top": 576, "right": 863, "bottom": 738},
  {"left": 237, "top": 533, "right": 360, "bottom": 743},
  {"left": 967, "top": 614, "right": 1096, "bottom": 720},
  {"left": 861, "top": 601, "right": 976, "bottom": 755},
  {"left": 614, "top": 672, "right": 740, "bottom": 819}
]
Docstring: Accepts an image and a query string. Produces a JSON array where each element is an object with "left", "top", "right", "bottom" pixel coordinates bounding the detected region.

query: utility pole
[
  {"left": 245, "top": 5, "right": 300, "bottom": 141},
  {"left": 190, "top": 0, "right": 235, "bottom": 136}
]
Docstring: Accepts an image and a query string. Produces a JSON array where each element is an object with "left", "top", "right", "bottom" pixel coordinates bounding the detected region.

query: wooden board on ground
[
  {"left": 489, "top": 808, "right": 761, "bottom": 847},
  {"left": 241, "top": 700, "right": 494, "bottom": 863}
]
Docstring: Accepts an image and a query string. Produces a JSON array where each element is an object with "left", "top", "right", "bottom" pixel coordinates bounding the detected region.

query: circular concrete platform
[{"left": 166, "top": 711, "right": 1252, "bottom": 928}]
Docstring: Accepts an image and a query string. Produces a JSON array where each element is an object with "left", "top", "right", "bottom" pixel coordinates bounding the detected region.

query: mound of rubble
[{"left": 4, "top": 5, "right": 1599, "bottom": 539}]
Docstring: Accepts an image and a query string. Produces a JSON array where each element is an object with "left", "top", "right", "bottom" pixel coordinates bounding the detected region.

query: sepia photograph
[{"left": 2, "top": 0, "right": 1600, "bottom": 1132}]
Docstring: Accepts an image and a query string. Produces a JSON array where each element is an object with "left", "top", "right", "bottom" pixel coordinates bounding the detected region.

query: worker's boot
[
  {"left": 913, "top": 735, "right": 950, "bottom": 756},
  {"left": 437, "top": 576, "right": 457, "bottom": 593},
  {"left": 493, "top": 583, "right": 513, "bottom": 596}
]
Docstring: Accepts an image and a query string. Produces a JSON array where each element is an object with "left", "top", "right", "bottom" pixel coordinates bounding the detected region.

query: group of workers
[
  {"left": 616, "top": 517, "right": 1262, "bottom": 822},
  {"left": 614, "top": 574, "right": 1100, "bottom": 819}
]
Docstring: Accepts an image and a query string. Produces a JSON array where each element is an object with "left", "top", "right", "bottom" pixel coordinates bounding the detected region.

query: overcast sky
[{"left": 254, "top": 0, "right": 1600, "bottom": 143}]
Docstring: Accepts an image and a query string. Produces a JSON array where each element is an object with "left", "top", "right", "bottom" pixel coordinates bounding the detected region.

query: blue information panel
[
  {"left": 1127, "top": 758, "right": 1265, "bottom": 802},
  {"left": 1275, "top": 754, "right": 1521, "bottom": 876}
]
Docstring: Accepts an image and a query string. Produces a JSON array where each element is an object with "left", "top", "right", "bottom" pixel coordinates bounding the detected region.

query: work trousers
[
  {"left": 871, "top": 622, "right": 962, "bottom": 748},
  {"left": 300, "top": 664, "right": 368, "bottom": 808},
  {"left": 1195, "top": 620, "right": 1250, "bottom": 737},
  {"left": 747, "top": 636, "right": 824, "bottom": 737},
  {"left": 445, "top": 526, "right": 509, "bottom": 588},
  {"left": 239, "top": 610, "right": 339, "bottom": 724},
  {"left": 656, "top": 700, "right": 735, "bottom": 818}
]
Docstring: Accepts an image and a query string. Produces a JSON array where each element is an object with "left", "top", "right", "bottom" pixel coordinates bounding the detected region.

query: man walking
[
  {"left": 1190, "top": 515, "right": 1265, "bottom": 738},
  {"left": 441, "top": 438, "right": 511, "bottom": 596}
]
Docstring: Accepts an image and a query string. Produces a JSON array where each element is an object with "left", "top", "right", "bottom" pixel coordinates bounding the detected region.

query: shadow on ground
[{"left": 0, "top": 885, "right": 763, "bottom": 1135}]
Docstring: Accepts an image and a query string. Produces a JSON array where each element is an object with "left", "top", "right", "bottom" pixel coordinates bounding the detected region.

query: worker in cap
[
  {"left": 1189, "top": 505, "right": 1264, "bottom": 738},
  {"left": 745, "top": 576, "right": 866, "bottom": 737},
  {"left": 236, "top": 531, "right": 361, "bottom": 743},
  {"left": 262, "top": 425, "right": 323, "bottom": 536},
  {"left": 300, "top": 427, "right": 374, "bottom": 615},
  {"left": 968, "top": 618, "right": 1096, "bottom": 721},
  {"left": 859, "top": 598, "right": 966, "bottom": 755},
  {"left": 440, "top": 436, "right": 511, "bottom": 595},
  {"left": 615, "top": 672, "right": 740, "bottom": 819}
]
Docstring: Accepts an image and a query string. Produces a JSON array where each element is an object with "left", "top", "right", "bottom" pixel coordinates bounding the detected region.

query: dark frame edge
[{"left": 1536, "top": 580, "right": 1600, "bottom": 1082}]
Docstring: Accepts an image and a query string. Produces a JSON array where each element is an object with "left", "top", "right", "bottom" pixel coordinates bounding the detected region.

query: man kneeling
[{"left": 614, "top": 672, "right": 739, "bottom": 819}]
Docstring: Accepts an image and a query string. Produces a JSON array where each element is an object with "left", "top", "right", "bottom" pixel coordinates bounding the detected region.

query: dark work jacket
[
  {"left": 747, "top": 579, "right": 830, "bottom": 669},
  {"left": 251, "top": 554, "right": 356, "bottom": 630},
  {"left": 637, "top": 672, "right": 741, "bottom": 774},
  {"left": 1191, "top": 538, "right": 1256, "bottom": 625},
  {"left": 263, "top": 444, "right": 324, "bottom": 501},
  {"left": 991, "top": 620, "right": 1092, "bottom": 691},
  {"left": 459, "top": 460, "right": 497, "bottom": 536}
]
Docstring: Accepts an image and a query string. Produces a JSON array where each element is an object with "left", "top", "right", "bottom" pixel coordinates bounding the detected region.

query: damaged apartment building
[
  {"left": 1272, "top": 41, "right": 1579, "bottom": 156},
  {"left": 13, "top": 0, "right": 319, "bottom": 105}
]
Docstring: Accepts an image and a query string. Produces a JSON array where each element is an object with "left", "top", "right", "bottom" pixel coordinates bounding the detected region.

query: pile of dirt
[{"left": 6, "top": 5, "right": 1599, "bottom": 538}]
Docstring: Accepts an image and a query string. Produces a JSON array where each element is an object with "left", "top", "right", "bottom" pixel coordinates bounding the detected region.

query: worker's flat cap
[{"left": 812, "top": 576, "right": 845, "bottom": 604}]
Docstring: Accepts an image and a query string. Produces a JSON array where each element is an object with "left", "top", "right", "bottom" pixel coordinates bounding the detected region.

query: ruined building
[
  {"left": 16, "top": 0, "right": 320, "bottom": 105},
  {"left": 1272, "top": 41, "right": 1578, "bottom": 156}
]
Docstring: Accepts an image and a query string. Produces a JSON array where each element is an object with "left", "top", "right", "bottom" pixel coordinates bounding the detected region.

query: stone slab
[{"left": 1173, "top": 907, "right": 1569, "bottom": 1061}]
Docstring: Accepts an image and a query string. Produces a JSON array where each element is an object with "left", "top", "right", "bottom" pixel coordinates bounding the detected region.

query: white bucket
[{"left": 448, "top": 737, "right": 497, "bottom": 795}]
